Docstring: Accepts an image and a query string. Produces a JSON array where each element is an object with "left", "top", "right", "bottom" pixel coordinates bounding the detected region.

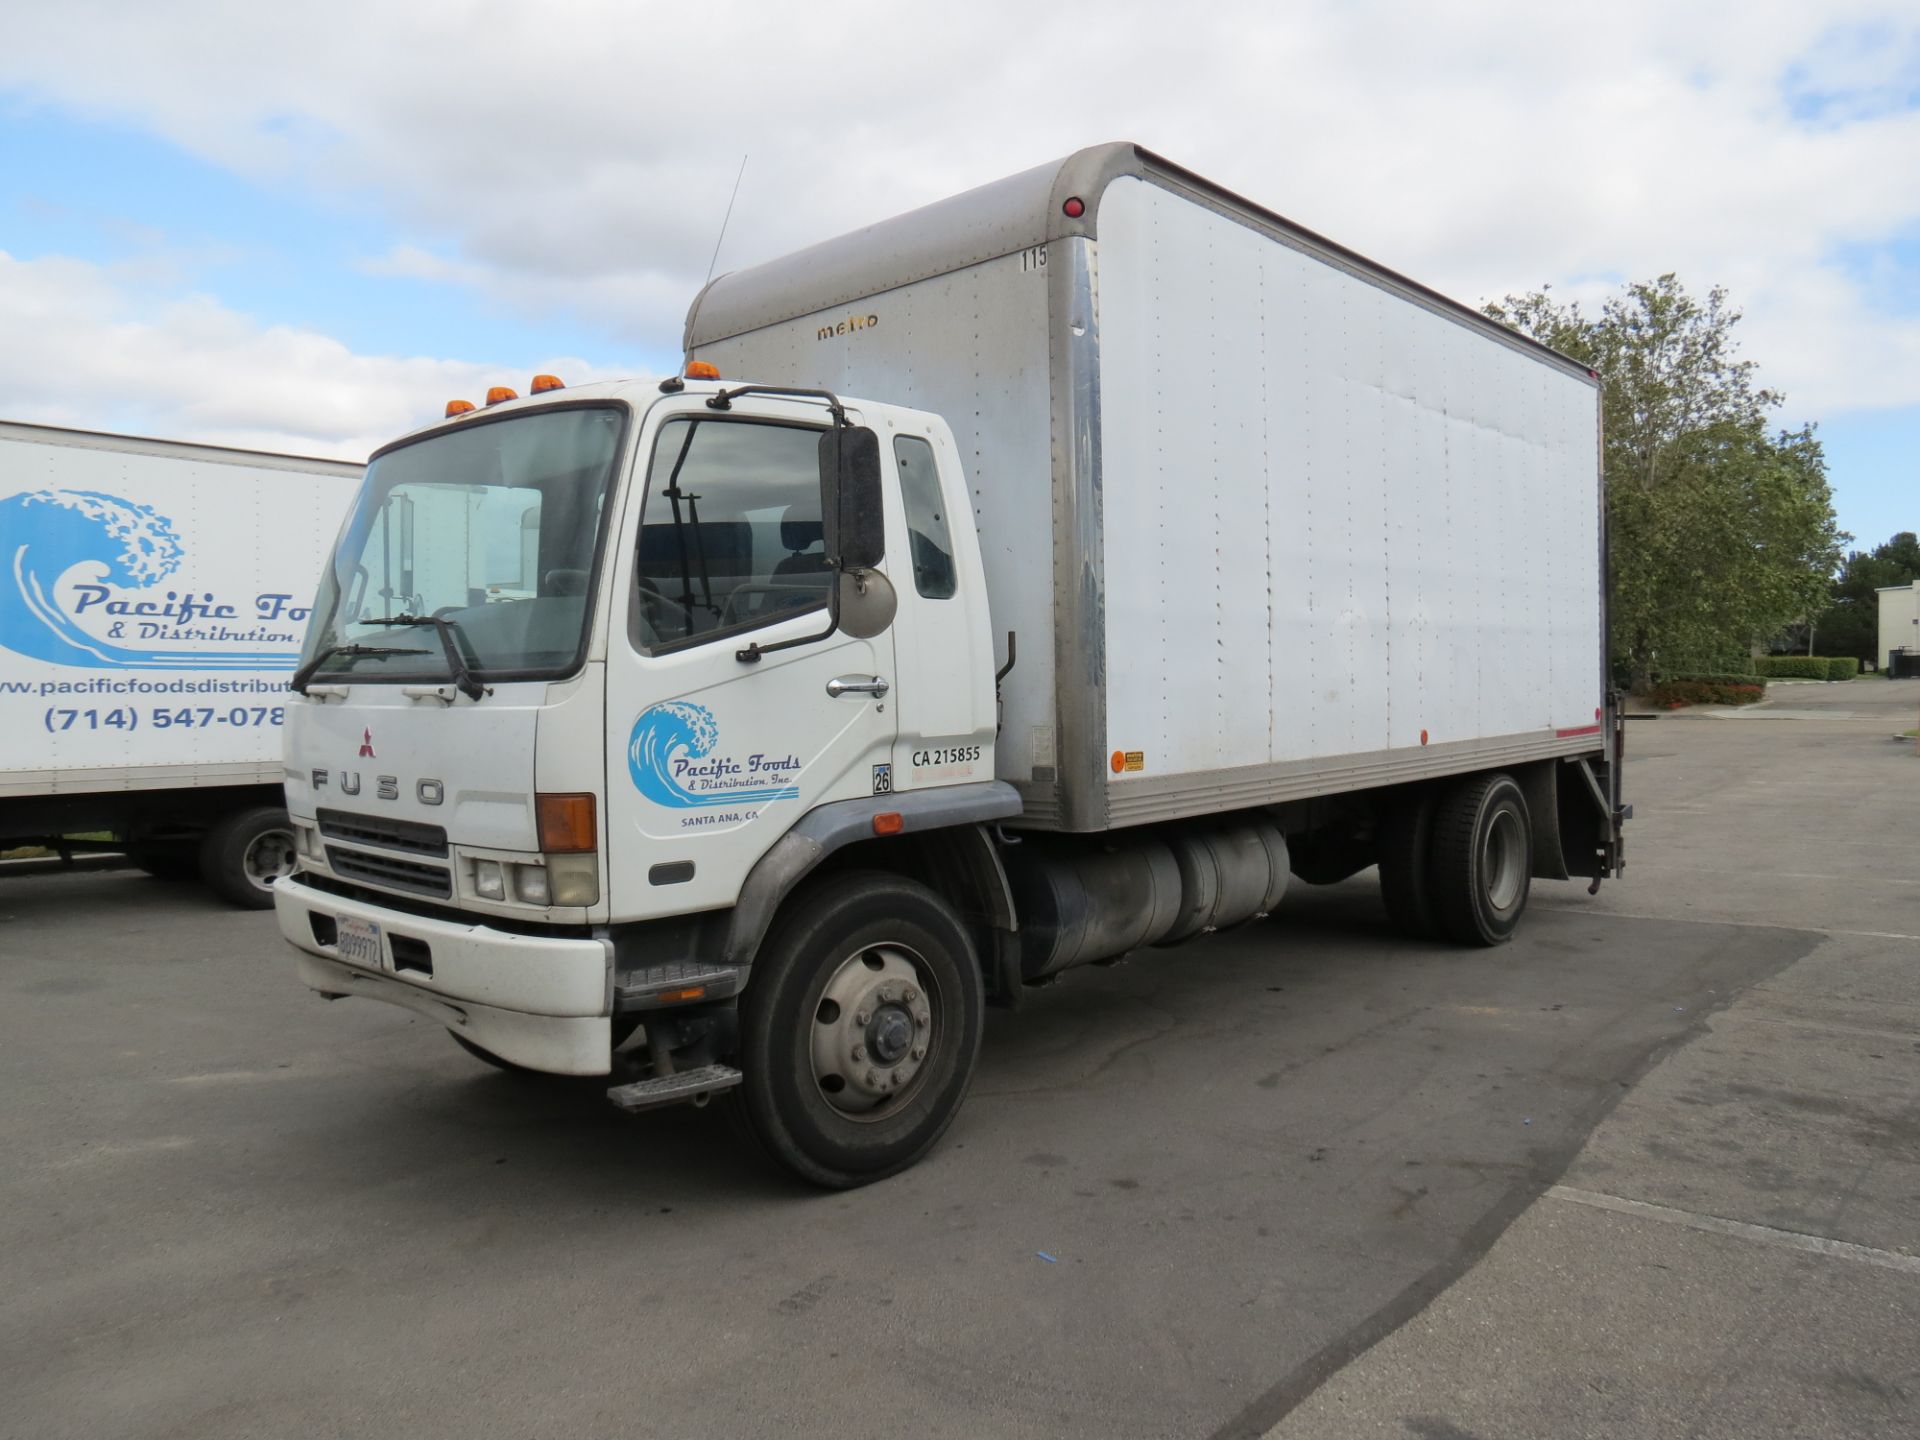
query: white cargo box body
[
  {"left": 0, "top": 422, "right": 363, "bottom": 798},
  {"left": 687, "top": 143, "right": 1604, "bottom": 833}
]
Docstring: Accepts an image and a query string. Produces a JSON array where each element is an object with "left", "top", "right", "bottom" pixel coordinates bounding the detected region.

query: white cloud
[
  {"left": 0, "top": 251, "right": 645, "bottom": 458},
  {"left": 3, "top": 1, "right": 1919, "bottom": 420}
]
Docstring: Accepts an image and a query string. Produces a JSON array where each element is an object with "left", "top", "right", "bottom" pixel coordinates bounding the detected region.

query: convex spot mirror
[
  {"left": 836, "top": 568, "right": 897, "bottom": 639},
  {"left": 819, "top": 426, "right": 885, "bottom": 572}
]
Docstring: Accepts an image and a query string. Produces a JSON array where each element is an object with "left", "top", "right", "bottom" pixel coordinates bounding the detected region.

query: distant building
[{"left": 1879, "top": 581, "right": 1920, "bottom": 671}]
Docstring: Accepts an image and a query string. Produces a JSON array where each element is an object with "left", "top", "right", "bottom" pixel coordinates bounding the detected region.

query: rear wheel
[
  {"left": 1429, "top": 773, "right": 1532, "bottom": 946},
  {"left": 1377, "top": 793, "right": 1440, "bottom": 939},
  {"left": 199, "top": 806, "right": 296, "bottom": 910},
  {"left": 732, "top": 872, "right": 984, "bottom": 1189}
]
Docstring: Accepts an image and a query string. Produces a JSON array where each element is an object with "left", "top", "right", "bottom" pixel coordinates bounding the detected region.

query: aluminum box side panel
[
  {"left": 693, "top": 251, "right": 1059, "bottom": 786},
  {"left": 1095, "top": 177, "right": 1602, "bottom": 805},
  {"left": 1, "top": 432, "right": 363, "bottom": 790}
]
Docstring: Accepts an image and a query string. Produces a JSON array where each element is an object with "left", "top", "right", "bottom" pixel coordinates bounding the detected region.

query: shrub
[
  {"left": 1649, "top": 679, "right": 1766, "bottom": 708},
  {"left": 1658, "top": 671, "right": 1768, "bottom": 689},
  {"left": 1755, "top": 656, "right": 1834, "bottom": 680},
  {"left": 1825, "top": 657, "right": 1860, "bottom": 682}
]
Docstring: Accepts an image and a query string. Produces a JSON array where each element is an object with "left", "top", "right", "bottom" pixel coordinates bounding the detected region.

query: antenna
[{"left": 702, "top": 154, "right": 749, "bottom": 294}]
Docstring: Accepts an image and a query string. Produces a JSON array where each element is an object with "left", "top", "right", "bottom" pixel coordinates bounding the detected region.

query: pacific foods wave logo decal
[
  {"left": 1, "top": 489, "right": 306, "bottom": 670},
  {"left": 627, "top": 701, "right": 802, "bottom": 809}
]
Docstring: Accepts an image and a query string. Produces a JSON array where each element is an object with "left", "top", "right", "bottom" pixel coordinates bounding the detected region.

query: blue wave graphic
[
  {"left": 627, "top": 701, "right": 801, "bottom": 809},
  {"left": 1, "top": 489, "right": 294, "bottom": 669}
]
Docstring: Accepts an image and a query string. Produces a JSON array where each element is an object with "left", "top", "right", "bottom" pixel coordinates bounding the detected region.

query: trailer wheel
[
  {"left": 1377, "top": 794, "right": 1440, "bottom": 939},
  {"left": 199, "top": 806, "right": 297, "bottom": 910},
  {"left": 732, "top": 871, "right": 983, "bottom": 1189},
  {"left": 1429, "top": 773, "right": 1532, "bottom": 946}
]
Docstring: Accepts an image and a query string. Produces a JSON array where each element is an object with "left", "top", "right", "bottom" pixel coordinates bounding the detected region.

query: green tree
[
  {"left": 1484, "top": 276, "right": 1841, "bottom": 687},
  {"left": 1819, "top": 531, "right": 1920, "bottom": 662}
]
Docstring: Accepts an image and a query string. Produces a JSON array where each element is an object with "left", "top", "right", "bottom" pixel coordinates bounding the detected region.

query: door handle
[{"left": 826, "top": 675, "right": 889, "bottom": 699}]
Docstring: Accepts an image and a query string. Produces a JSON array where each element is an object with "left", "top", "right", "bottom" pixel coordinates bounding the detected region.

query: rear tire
[
  {"left": 1377, "top": 793, "right": 1440, "bottom": 939},
  {"left": 198, "top": 806, "right": 296, "bottom": 910},
  {"left": 732, "top": 871, "right": 984, "bottom": 1189},
  {"left": 1429, "top": 773, "right": 1532, "bottom": 946}
]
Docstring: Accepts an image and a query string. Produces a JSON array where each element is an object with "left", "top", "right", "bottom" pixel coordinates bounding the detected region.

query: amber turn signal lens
[
  {"left": 486, "top": 386, "right": 518, "bottom": 406},
  {"left": 684, "top": 360, "right": 721, "bottom": 380},
  {"left": 445, "top": 399, "right": 476, "bottom": 417},
  {"left": 871, "top": 811, "right": 904, "bottom": 837},
  {"left": 531, "top": 374, "right": 565, "bottom": 393},
  {"left": 536, "top": 792, "right": 597, "bottom": 853}
]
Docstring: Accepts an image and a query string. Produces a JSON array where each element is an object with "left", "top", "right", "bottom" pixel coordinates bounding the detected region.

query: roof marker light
[
  {"left": 1063, "top": 196, "right": 1086, "bottom": 219},
  {"left": 531, "top": 374, "right": 565, "bottom": 393},
  {"left": 684, "top": 360, "right": 721, "bottom": 380},
  {"left": 486, "top": 386, "right": 518, "bottom": 406},
  {"left": 445, "top": 399, "right": 477, "bottom": 418}
]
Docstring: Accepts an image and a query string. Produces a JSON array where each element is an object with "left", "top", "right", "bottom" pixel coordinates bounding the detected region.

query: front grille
[
  {"left": 325, "top": 845, "right": 452, "bottom": 899},
  {"left": 317, "top": 808, "right": 448, "bottom": 857}
]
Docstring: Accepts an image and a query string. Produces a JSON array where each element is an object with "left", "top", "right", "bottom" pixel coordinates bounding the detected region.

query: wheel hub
[{"left": 811, "top": 945, "right": 935, "bottom": 1117}]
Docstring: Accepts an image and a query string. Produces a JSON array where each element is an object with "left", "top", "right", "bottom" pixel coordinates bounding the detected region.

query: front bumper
[{"left": 275, "top": 874, "right": 614, "bottom": 1075}]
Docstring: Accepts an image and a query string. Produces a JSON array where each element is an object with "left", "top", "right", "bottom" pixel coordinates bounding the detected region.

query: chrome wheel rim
[
  {"left": 1482, "top": 808, "right": 1525, "bottom": 913},
  {"left": 809, "top": 944, "right": 938, "bottom": 1121},
  {"left": 243, "top": 828, "right": 298, "bottom": 891}
]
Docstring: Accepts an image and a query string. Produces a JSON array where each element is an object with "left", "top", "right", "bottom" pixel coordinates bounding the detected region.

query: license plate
[{"left": 336, "top": 917, "right": 383, "bottom": 970}]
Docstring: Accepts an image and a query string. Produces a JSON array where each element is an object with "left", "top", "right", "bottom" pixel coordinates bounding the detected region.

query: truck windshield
[{"left": 299, "top": 405, "right": 623, "bottom": 684}]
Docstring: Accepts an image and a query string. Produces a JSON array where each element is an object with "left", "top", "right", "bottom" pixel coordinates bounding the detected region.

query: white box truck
[
  {"left": 0, "top": 421, "right": 362, "bottom": 905},
  {"left": 273, "top": 144, "right": 1626, "bottom": 1186}
]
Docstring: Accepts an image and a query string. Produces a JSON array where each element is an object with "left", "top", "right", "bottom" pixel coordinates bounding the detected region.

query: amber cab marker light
[
  {"left": 531, "top": 374, "right": 565, "bottom": 393},
  {"left": 485, "top": 386, "right": 518, "bottom": 406},
  {"left": 536, "top": 793, "right": 597, "bottom": 853},
  {"left": 445, "top": 399, "right": 477, "bottom": 417},
  {"left": 872, "top": 811, "right": 904, "bottom": 837},
  {"left": 684, "top": 360, "right": 721, "bottom": 380}
]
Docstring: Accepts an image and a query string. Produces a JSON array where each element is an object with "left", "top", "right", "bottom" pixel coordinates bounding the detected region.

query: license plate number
[{"left": 336, "top": 917, "right": 383, "bottom": 969}]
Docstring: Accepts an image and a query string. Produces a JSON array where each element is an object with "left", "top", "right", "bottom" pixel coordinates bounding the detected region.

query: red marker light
[{"left": 1063, "top": 197, "right": 1085, "bottom": 219}]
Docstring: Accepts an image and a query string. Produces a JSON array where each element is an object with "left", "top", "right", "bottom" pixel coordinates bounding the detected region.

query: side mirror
[{"left": 820, "top": 426, "right": 885, "bottom": 572}]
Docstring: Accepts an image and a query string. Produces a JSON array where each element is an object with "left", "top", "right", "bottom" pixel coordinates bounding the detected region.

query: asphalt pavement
[{"left": 2, "top": 680, "right": 1914, "bottom": 1438}]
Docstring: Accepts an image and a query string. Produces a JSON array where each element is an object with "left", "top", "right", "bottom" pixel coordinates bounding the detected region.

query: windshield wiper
[
  {"left": 290, "top": 642, "right": 430, "bottom": 695},
  {"left": 361, "top": 614, "right": 488, "bottom": 701}
]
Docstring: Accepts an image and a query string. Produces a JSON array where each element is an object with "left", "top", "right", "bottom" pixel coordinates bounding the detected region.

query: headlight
[
  {"left": 512, "top": 863, "right": 550, "bottom": 905},
  {"left": 472, "top": 859, "right": 507, "bottom": 901}
]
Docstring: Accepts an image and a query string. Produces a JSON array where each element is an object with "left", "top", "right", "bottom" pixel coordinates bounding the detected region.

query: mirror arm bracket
[
  {"left": 736, "top": 584, "right": 843, "bottom": 665},
  {"left": 705, "top": 384, "right": 849, "bottom": 427}
]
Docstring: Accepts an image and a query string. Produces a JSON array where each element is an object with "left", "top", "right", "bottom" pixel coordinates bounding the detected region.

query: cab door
[{"left": 602, "top": 400, "right": 896, "bottom": 921}]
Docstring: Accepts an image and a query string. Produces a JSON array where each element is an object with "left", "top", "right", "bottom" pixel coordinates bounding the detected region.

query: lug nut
[
  {"left": 855, "top": 1009, "right": 871, "bottom": 1026},
  {"left": 852, "top": 1045, "right": 866, "bottom": 1062},
  {"left": 912, "top": 1047, "right": 925, "bottom": 1061},
  {"left": 865, "top": 1070, "right": 879, "bottom": 1088},
  {"left": 903, "top": 986, "right": 917, "bottom": 1002}
]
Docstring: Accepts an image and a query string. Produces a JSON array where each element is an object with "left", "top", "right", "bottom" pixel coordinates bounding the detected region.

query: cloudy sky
[{"left": 2, "top": 1, "right": 1915, "bottom": 546}]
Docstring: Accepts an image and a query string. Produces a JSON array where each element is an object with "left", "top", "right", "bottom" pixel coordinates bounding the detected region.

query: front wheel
[
  {"left": 732, "top": 872, "right": 984, "bottom": 1189},
  {"left": 199, "top": 806, "right": 297, "bottom": 910},
  {"left": 1429, "top": 772, "right": 1532, "bottom": 946}
]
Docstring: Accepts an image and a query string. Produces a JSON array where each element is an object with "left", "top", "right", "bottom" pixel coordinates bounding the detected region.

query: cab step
[{"left": 606, "top": 1064, "right": 744, "bottom": 1114}]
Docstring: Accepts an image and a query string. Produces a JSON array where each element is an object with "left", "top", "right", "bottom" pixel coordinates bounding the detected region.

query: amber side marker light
[
  {"left": 684, "top": 360, "right": 721, "bottom": 380},
  {"left": 536, "top": 793, "right": 597, "bottom": 853},
  {"left": 445, "top": 399, "right": 477, "bottom": 417},
  {"left": 872, "top": 811, "right": 904, "bottom": 837},
  {"left": 486, "top": 386, "right": 518, "bottom": 406},
  {"left": 531, "top": 373, "right": 565, "bottom": 393}
]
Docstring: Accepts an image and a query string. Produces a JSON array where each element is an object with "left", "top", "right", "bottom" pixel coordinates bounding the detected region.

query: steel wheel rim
[
  {"left": 809, "top": 943, "right": 940, "bottom": 1122},
  {"left": 1482, "top": 808, "right": 1525, "bottom": 913},
  {"left": 243, "top": 828, "right": 298, "bottom": 891}
]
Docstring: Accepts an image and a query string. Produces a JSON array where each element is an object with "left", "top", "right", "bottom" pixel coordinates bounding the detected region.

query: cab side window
[
  {"left": 893, "top": 435, "right": 956, "bottom": 599},
  {"left": 632, "top": 417, "right": 830, "bottom": 651}
]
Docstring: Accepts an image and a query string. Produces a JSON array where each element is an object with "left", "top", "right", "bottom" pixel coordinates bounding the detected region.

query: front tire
[
  {"left": 199, "top": 806, "right": 296, "bottom": 910},
  {"left": 1429, "top": 773, "right": 1532, "bottom": 946},
  {"left": 733, "top": 872, "right": 984, "bottom": 1189}
]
